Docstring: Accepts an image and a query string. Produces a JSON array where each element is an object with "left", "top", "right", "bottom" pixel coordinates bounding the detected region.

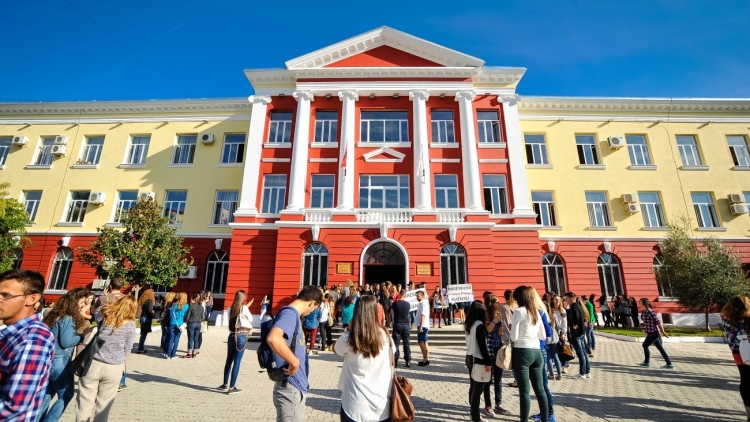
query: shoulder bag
[
  {"left": 72, "top": 327, "right": 105, "bottom": 377},
  {"left": 495, "top": 341, "right": 512, "bottom": 370},
  {"left": 557, "top": 340, "right": 575, "bottom": 363},
  {"left": 471, "top": 355, "right": 492, "bottom": 383},
  {"left": 389, "top": 334, "right": 415, "bottom": 421}
]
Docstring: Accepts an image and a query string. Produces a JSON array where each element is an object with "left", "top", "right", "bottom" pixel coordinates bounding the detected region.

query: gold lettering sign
[
  {"left": 336, "top": 262, "right": 353, "bottom": 274},
  {"left": 416, "top": 263, "right": 432, "bottom": 276}
]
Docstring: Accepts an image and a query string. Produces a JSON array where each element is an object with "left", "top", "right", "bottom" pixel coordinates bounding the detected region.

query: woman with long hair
[
  {"left": 183, "top": 294, "right": 205, "bottom": 358},
  {"left": 342, "top": 296, "right": 355, "bottom": 329},
  {"left": 165, "top": 292, "right": 189, "bottom": 359},
  {"left": 551, "top": 295, "right": 568, "bottom": 374},
  {"left": 482, "top": 293, "right": 510, "bottom": 416},
  {"left": 545, "top": 295, "right": 563, "bottom": 381},
  {"left": 218, "top": 290, "right": 253, "bottom": 394},
  {"left": 431, "top": 286, "right": 444, "bottom": 328},
  {"left": 629, "top": 297, "right": 640, "bottom": 328},
  {"left": 75, "top": 296, "right": 137, "bottom": 422},
  {"left": 160, "top": 291, "right": 176, "bottom": 355},
  {"left": 136, "top": 288, "right": 155, "bottom": 353},
  {"left": 40, "top": 288, "right": 92, "bottom": 422},
  {"left": 722, "top": 296, "right": 750, "bottom": 420},
  {"left": 637, "top": 298, "right": 673, "bottom": 369},
  {"left": 204, "top": 291, "right": 214, "bottom": 322},
  {"left": 318, "top": 293, "right": 333, "bottom": 352},
  {"left": 333, "top": 295, "right": 393, "bottom": 422},
  {"left": 464, "top": 300, "right": 492, "bottom": 422},
  {"left": 531, "top": 289, "right": 556, "bottom": 422},
  {"left": 510, "top": 286, "right": 548, "bottom": 422}
]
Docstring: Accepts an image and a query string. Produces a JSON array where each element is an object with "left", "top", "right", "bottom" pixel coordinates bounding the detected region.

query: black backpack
[{"left": 257, "top": 308, "right": 299, "bottom": 381}]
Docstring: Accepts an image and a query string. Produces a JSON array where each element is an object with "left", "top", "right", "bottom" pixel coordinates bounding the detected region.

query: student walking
[
  {"left": 166, "top": 293, "right": 189, "bottom": 359},
  {"left": 391, "top": 289, "right": 412, "bottom": 367},
  {"left": 416, "top": 289, "right": 431, "bottom": 366},
  {"left": 183, "top": 294, "right": 204, "bottom": 358},
  {"left": 136, "top": 288, "right": 155, "bottom": 353},
  {"left": 722, "top": 295, "right": 750, "bottom": 420},
  {"left": 217, "top": 290, "right": 253, "bottom": 394},
  {"left": 465, "top": 301, "right": 493, "bottom": 422},
  {"left": 565, "top": 292, "right": 591, "bottom": 379},
  {"left": 510, "top": 286, "right": 548, "bottom": 422},
  {"left": 637, "top": 298, "right": 674, "bottom": 369},
  {"left": 333, "top": 295, "right": 394, "bottom": 422}
]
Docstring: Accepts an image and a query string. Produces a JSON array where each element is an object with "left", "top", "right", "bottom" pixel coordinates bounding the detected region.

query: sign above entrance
[
  {"left": 415, "top": 263, "right": 432, "bottom": 276},
  {"left": 403, "top": 288, "right": 427, "bottom": 312},
  {"left": 447, "top": 284, "right": 475, "bottom": 304},
  {"left": 336, "top": 262, "right": 353, "bottom": 274}
]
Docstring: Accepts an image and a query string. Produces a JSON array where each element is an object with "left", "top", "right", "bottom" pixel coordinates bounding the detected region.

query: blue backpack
[{"left": 257, "top": 308, "right": 299, "bottom": 381}]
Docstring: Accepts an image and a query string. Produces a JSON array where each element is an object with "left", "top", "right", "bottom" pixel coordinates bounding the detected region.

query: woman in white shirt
[
  {"left": 510, "top": 286, "right": 549, "bottom": 422},
  {"left": 464, "top": 300, "right": 493, "bottom": 422},
  {"left": 334, "top": 295, "right": 393, "bottom": 422},
  {"left": 318, "top": 293, "right": 333, "bottom": 352}
]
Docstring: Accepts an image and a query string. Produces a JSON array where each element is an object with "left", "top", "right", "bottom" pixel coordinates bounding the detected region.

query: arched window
[
  {"left": 363, "top": 242, "right": 405, "bottom": 265},
  {"left": 49, "top": 248, "right": 74, "bottom": 291},
  {"left": 303, "top": 243, "right": 328, "bottom": 287},
  {"left": 652, "top": 253, "right": 673, "bottom": 298},
  {"left": 204, "top": 250, "right": 229, "bottom": 294},
  {"left": 597, "top": 253, "right": 624, "bottom": 298},
  {"left": 542, "top": 253, "right": 566, "bottom": 295},
  {"left": 12, "top": 249, "right": 23, "bottom": 270},
  {"left": 441, "top": 243, "right": 467, "bottom": 287}
]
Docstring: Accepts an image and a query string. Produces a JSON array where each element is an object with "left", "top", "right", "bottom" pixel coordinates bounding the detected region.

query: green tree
[
  {"left": 658, "top": 217, "right": 749, "bottom": 330},
  {"left": 0, "top": 183, "right": 32, "bottom": 273},
  {"left": 77, "top": 197, "right": 193, "bottom": 293}
]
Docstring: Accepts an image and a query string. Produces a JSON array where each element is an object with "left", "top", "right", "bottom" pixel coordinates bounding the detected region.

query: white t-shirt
[
  {"left": 319, "top": 302, "right": 330, "bottom": 323},
  {"left": 335, "top": 329, "right": 394, "bottom": 422},
  {"left": 415, "top": 299, "right": 430, "bottom": 328},
  {"left": 510, "top": 307, "right": 545, "bottom": 349}
]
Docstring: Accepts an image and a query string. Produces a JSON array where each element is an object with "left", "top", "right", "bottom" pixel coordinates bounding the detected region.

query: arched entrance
[{"left": 361, "top": 241, "right": 407, "bottom": 287}]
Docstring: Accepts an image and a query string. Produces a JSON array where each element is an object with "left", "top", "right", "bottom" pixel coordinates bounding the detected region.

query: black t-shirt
[{"left": 392, "top": 300, "right": 411, "bottom": 325}]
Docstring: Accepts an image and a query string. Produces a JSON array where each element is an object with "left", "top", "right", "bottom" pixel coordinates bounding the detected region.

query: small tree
[
  {"left": 659, "top": 217, "right": 749, "bottom": 330},
  {"left": 0, "top": 183, "right": 32, "bottom": 273},
  {"left": 78, "top": 198, "right": 193, "bottom": 294}
]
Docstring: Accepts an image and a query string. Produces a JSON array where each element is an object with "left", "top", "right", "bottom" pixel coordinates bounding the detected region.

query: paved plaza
[{"left": 60, "top": 326, "right": 746, "bottom": 422}]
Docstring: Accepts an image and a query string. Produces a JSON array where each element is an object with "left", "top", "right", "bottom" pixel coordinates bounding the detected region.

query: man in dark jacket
[
  {"left": 564, "top": 292, "right": 590, "bottom": 379},
  {"left": 391, "top": 289, "right": 412, "bottom": 367}
]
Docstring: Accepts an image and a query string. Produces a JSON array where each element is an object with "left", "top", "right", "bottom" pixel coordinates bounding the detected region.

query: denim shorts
[{"left": 418, "top": 327, "right": 429, "bottom": 343}]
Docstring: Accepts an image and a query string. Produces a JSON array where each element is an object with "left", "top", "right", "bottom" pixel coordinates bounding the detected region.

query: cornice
[
  {"left": 0, "top": 98, "right": 251, "bottom": 117},
  {"left": 473, "top": 67, "right": 527, "bottom": 84},
  {"left": 519, "top": 96, "right": 750, "bottom": 114}
]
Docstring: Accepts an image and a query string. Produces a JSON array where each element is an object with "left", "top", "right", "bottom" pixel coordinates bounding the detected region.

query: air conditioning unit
[
  {"left": 54, "top": 136, "right": 69, "bottom": 145},
  {"left": 12, "top": 136, "right": 28, "bottom": 146},
  {"left": 91, "top": 279, "right": 108, "bottom": 290},
  {"left": 607, "top": 136, "right": 625, "bottom": 149},
  {"left": 140, "top": 192, "right": 156, "bottom": 201},
  {"left": 728, "top": 194, "right": 745, "bottom": 204},
  {"left": 621, "top": 193, "right": 637, "bottom": 203},
  {"left": 624, "top": 203, "right": 640, "bottom": 214},
  {"left": 52, "top": 145, "right": 67, "bottom": 156},
  {"left": 201, "top": 133, "right": 215, "bottom": 144},
  {"left": 730, "top": 204, "right": 749, "bottom": 215},
  {"left": 89, "top": 192, "right": 106, "bottom": 205},
  {"left": 180, "top": 266, "right": 197, "bottom": 279}
]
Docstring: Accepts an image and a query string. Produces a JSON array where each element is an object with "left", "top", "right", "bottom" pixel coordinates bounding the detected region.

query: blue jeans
[
  {"left": 187, "top": 322, "right": 201, "bottom": 352},
  {"left": 643, "top": 332, "right": 672, "bottom": 365},
  {"left": 138, "top": 332, "right": 149, "bottom": 352},
  {"left": 572, "top": 336, "right": 590, "bottom": 375},
  {"left": 545, "top": 343, "right": 561, "bottom": 377},
  {"left": 224, "top": 332, "right": 248, "bottom": 388},
  {"left": 482, "top": 347, "right": 504, "bottom": 408},
  {"left": 409, "top": 310, "right": 416, "bottom": 325},
  {"left": 160, "top": 326, "right": 169, "bottom": 352},
  {"left": 540, "top": 348, "right": 555, "bottom": 416},
  {"left": 205, "top": 306, "right": 213, "bottom": 321},
  {"left": 167, "top": 326, "right": 182, "bottom": 358},
  {"left": 585, "top": 325, "right": 596, "bottom": 350},
  {"left": 40, "top": 352, "right": 74, "bottom": 422},
  {"left": 120, "top": 367, "right": 126, "bottom": 387},
  {"left": 392, "top": 323, "right": 411, "bottom": 363}
]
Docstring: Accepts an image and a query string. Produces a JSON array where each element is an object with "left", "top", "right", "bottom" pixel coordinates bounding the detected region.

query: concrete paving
[{"left": 59, "top": 326, "right": 746, "bottom": 422}]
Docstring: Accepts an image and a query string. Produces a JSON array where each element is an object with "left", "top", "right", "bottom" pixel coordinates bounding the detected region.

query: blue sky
[{"left": 1, "top": 0, "right": 749, "bottom": 102}]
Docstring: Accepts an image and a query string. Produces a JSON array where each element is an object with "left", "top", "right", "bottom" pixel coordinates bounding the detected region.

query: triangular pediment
[
  {"left": 363, "top": 146, "right": 406, "bottom": 163},
  {"left": 285, "top": 26, "right": 484, "bottom": 70}
]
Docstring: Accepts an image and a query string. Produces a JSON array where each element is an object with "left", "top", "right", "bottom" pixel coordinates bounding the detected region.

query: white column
[
  {"left": 455, "top": 90, "right": 483, "bottom": 211},
  {"left": 336, "top": 90, "right": 358, "bottom": 210},
  {"left": 236, "top": 95, "right": 271, "bottom": 217},
  {"left": 285, "top": 91, "right": 314, "bottom": 211},
  {"left": 502, "top": 96, "right": 536, "bottom": 217},
  {"left": 409, "top": 89, "right": 432, "bottom": 210}
]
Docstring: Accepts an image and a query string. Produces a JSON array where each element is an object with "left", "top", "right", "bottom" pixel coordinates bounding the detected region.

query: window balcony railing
[
  {"left": 304, "top": 210, "right": 332, "bottom": 222},
  {"left": 356, "top": 210, "right": 413, "bottom": 223},
  {"left": 437, "top": 210, "right": 465, "bottom": 223}
]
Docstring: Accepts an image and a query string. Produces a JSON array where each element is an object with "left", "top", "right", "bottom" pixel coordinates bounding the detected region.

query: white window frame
[
  {"left": 163, "top": 190, "right": 188, "bottom": 225},
  {"left": 221, "top": 134, "right": 246, "bottom": 164},
  {"left": 205, "top": 250, "right": 229, "bottom": 294},
  {"left": 261, "top": 175, "right": 287, "bottom": 214},
  {"left": 80, "top": 136, "right": 105, "bottom": 165},
  {"left": 48, "top": 247, "right": 74, "bottom": 291},
  {"left": 434, "top": 174, "right": 459, "bottom": 209},
  {"left": 576, "top": 134, "right": 600, "bottom": 165},
  {"left": 172, "top": 134, "right": 197, "bottom": 165},
  {"left": 532, "top": 191, "right": 557, "bottom": 227},
  {"left": 358, "top": 175, "right": 410, "bottom": 209},
  {"left": 477, "top": 111, "right": 501, "bottom": 143},
  {"left": 212, "top": 191, "right": 239, "bottom": 225},
  {"left": 12, "top": 248, "right": 23, "bottom": 270},
  {"left": 542, "top": 253, "right": 567, "bottom": 295},
  {"left": 598, "top": 253, "right": 624, "bottom": 298},
  {"left": 524, "top": 134, "right": 549, "bottom": 164},
  {"left": 268, "top": 112, "right": 293, "bottom": 143},
  {"left": 653, "top": 254, "right": 674, "bottom": 298},
  {"left": 585, "top": 191, "right": 612, "bottom": 227},
  {"left": 626, "top": 135, "right": 652, "bottom": 166},
  {"left": 314, "top": 111, "right": 338, "bottom": 143},
  {"left": 638, "top": 192, "right": 666, "bottom": 228},
  {"left": 360, "top": 111, "right": 409, "bottom": 143},
  {"left": 310, "top": 175, "right": 335, "bottom": 208},
  {"left": 728, "top": 135, "right": 750, "bottom": 167},
  {"left": 23, "top": 191, "right": 42, "bottom": 222},
  {"left": 303, "top": 243, "right": 329, "bottom": 287},
  {"left": 691, "top": 192, "right": 720, "bottom": 228},
  {"left": 677, "top": 135, "right": 703, "bottom": 167},
  {"left": 482, "top": 175, "right": 508, "bottom": 214},
  {"left": 430, "top": 110, "right": 455, "bottom": 143},
  {"left": 126, "top": 135, "right": 151, "bottom": 165},
  {"left": 0, "top": 137, "right": 11, "bottom": 166},
  {"left": 35, "top": 137, "right": 56, "bottom": 165},
  {"left": 65, "top": 191, "right": 90, "bottom": 223},
  {"left": 440, "top": 243, "right": 468, "bottom": 287},
  {"left": 113, "top": 191, "right": 139, "bottom": 223}
]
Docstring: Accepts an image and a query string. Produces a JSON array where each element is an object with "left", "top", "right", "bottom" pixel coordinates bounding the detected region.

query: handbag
[
  {"left": 738, "top": 335, "right": 750, "bottom": 364},
  {"left": 557, "top": 340, "right": 575, "bottom": 363},
  {"left": 471, "top": 356, "right": 492, "bottom": 382},
  {"left": 495, "top": 342, "right": 512, "bottom": 370},
  {"left": 201, "top": 320, "right": 208, "bottom": 333},
  {"left": 72, "top": 327, "right": 105, "bottom": 377},
  {"left": 389, "top": 338, "right": 415, "bottom": 421},
  {"left": 237, "top": 305, "right": 253, "bottom": 330}
]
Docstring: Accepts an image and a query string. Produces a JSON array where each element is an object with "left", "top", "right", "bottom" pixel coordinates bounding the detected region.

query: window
[
  {"left": 23, "top": 191, "right": 42, "bottom": 222},
  {"left": 0, "top": 137, "right": 11, "bottom": 165},
  {"left": 598, "top": 253, "right": 624, "bottom": 298},
  {"left": 434, "top": 175, "right": 459, "bottom": 208},
  {"left": 524, "top": 134, "right": 549, "bottom": 164},
  {"left": 222, "top": 134, "right": 246, "bottom": 164},
  {"left": 532, "top": 191, "right": 557, "bottom": 226},
  {"left": 440, "top": 243, "right": 467, "bottom": 287},
  {"left": 585, "top": 191, "right": 612, "bottom": 227},
  {"left": 163, "top": 191, "right": 187, "bottom": 224},
  {"left": 65, "top": 191, "right": 90, "bottom": 223},
  {"left": 310, "top": 175, "right": 334, "bottom": 208},
  {"left": 482, "top": 175, "right": 508, "bottom": 214},
  {"left": 575, "top": 135, "right": 600, "bottom": 165},
  {"left": 303, "top": 243, "right": 328, "bottom": 287},
  {"left": 360, "top": 111, "right": 409, "bottom": 143},
  {"left": 172, "top": 135, "right": 197, "bottom": 164},
  {"left": 314, "top": 111, "right": 338, "bottom": 143},
  {"left": 431, "top": 110, "right": 455, "bottom": 143},
  {"left": 477, "top": 111, "right": 501, "bottom": 143},
  {"left": 638, "top": 192, "right": 666, "bottom": 228},
  {"left": 626, "top": 135, "right": 652, "bottom": 166},
  {"left": 113, "top": 191, "right": 138, "bottom": 223},
  {"left": 204, "top": 250, "right": 229, "bottom": 294},
  {"left": 728, "top": 135, "right": 750, "bottom": 167},
  {"left": 542, "top": 253, "right": 566, "bottom": 295},
  {"left": 48, "top": 248, "right": 74, "bottom": 290},
  {"left": 81, "top": 136, "right": 104, "bottom": 165},
  {"left": 12, "top": 249, "right": 23, "bottom": 270},
  {"left": 745, "top": 192, "right": 750, "bottom": 207},
  {"left": 691, "top": 192, "right": 719, "bottom": 228},
  {"left": 126, "top": 136, "right": 150, "bottom": 165},
  {"left": 35, "top": 137, "right": 56, "bottom": 165},
  {"left": 358, "top": 175, "right": 409, "bottom": 209},
  {"left": 268, "top": 111, "right": 293, "bottom": 143},
  {"left": 261, "top": 175, "right": 287, "bottom": 214},
  {"left": 653, "top": 254, "right": 674, "bottom": 298},
  {"left": 676, "top": 135, "right": 703, "bottom": 166},
  {"left": 213, "top": 191, "right": 238, "bottom": 225}
]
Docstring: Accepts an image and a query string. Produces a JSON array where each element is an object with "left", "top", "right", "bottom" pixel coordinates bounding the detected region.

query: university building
[{"left": 2, "top": 27, "right": 749, "bottom": 321}]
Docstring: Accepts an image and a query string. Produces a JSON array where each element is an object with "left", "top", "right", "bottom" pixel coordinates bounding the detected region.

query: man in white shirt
[{"left": 415, "top": 290, "right": 430, "bottom": 366}]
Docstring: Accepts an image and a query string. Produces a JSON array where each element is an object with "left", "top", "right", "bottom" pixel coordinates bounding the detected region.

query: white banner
[
  {"left": 403, "top": 288, "right": 427, "bottom": 312},
  {"left": 447, "top": 284, "right": 475, "bottom": 304}
]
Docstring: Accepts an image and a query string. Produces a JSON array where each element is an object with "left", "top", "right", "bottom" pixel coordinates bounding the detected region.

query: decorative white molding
[
  {"left": 455, "top": 90, "right": 477, "bottom": 102},
  {"left": 61, "top": 236, "right": 71, "bottom": 247},
  {"left": 263, "top": 143, "right": 292, "bottom": 149},
  {"left": 448, "top": 226, "right": 457, "bottom": 242},
  {"left": 363, "top": 146, "right": 406, "bottom": 163},
  {"left": 680, "top": 165, "right": 710, "bottom": 171},
  {"left": 311, "top": 225, "right": 320, "bottom": 242},
  {"left": 309, "top": 158, "right": 338, "bottom": 163},
  {"left": 310, "top": 142, "right": 339, "bottom": 148},
  {"left": 409, "top": 90, "right": 430, "bottom": 102},
  {"left": 0, "top": 98, "right": 251, "bottom": 117},
  {"left": 338, "top": 90, "right": 360, "bottom": 102},
  {"left": 248, "top": 95, "right": 272, "bottom": 106},
  {"left": 214, "top": 239, "right": 223, "bottom": 250},
  {"left": 430, "top": 143, "right": 459, "bottom": 149},
  {"left": 478, "top": 159, "right": 508, "bottom": 164},
  {"left": 477, "top": 142, "right": 506, "bottom": 149},
  {"left": 292, "top": 91, "right": 315, "bottom": 102},
  {"left": 430, "top": 158, "right": 460, "bottom": 163},
  {"left": 456, "top": 90, "right": 483, "bottom": 211},
  {"left": 547, "top": 241, "right": 556, "bottom": 252},
  {"left": 261, "top": 158, "right": 291, "bottom": 163},
  {"left": 602, "top": 241, "right": 613, "bottom": 253},
  {"left": 380, "top": 222, "right": 389, "bottom": 239},
  {"left": 519, "top": 96, "right": 750, "bottom": 113},
  {"left": 628, "top": 165, "right": 658, "bottom": 170}
]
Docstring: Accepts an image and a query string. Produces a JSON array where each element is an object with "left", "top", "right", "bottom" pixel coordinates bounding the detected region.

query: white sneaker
[
  {"left": 584, "top": 373, "right": 591, "bottom": 379},
  {"left": 572, "top": 374, "right": 586, "bottom": 380}
]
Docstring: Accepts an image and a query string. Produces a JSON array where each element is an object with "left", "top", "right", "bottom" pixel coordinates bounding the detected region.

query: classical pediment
[{"left": 363, "top": 146, "right": 407, "bottom": 163}]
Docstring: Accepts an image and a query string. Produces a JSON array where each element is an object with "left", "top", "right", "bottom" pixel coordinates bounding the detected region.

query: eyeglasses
[{"left": 0, "top": 293, "right": 27, "bottom": 302}]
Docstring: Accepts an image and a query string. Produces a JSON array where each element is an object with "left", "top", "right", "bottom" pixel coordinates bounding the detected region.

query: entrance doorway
[{"left": 362, "top": 241, "right": 407, "bottom": 287}]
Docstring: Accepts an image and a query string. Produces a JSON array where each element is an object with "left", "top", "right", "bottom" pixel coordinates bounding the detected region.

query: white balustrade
[
  {"left": 304, "top": 210, "right": 332, "bottom": 222},
  {"left": 356, "top": 210, "right": 413, "bottom": 223},
  {"left": 437, "top": 211, "right": 466, "bottom": 223}
]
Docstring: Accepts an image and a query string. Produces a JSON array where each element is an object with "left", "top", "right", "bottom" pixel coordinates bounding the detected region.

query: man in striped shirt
[{"left": 0, "top": 269, "right": 55, "bottom": 422}]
